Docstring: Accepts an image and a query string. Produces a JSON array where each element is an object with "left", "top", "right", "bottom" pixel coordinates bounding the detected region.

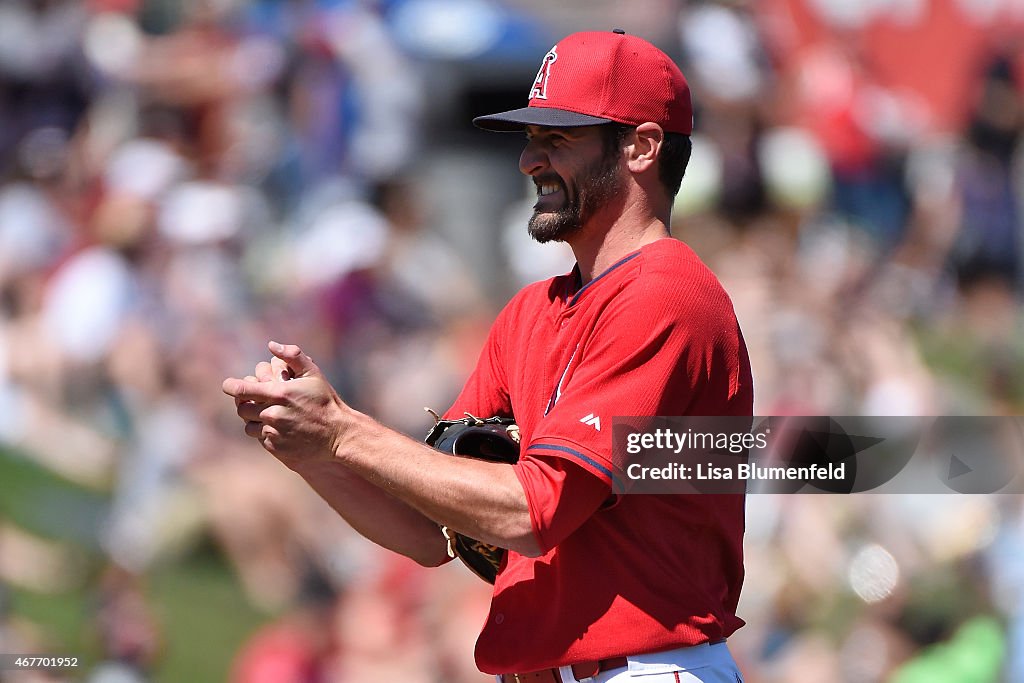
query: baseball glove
[{"left": 424, "top": 410, "right": 520, "bottom": 584}]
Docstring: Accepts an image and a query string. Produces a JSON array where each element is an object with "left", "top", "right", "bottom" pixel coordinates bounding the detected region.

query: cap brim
[{"left": 473, "top": 106, "right": 614, "bottom": 132}]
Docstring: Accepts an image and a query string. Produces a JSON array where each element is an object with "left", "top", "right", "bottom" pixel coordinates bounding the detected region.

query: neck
[{"left": 569, "top": 202, "right": 671, "bottom": 284}]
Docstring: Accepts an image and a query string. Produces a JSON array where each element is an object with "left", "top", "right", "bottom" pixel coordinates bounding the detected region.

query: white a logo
[
  {"left": 529, "top": 47, "right": 558, "bottom": 100},
  {"left": 580, "top": 413, "right": 601, "bottom": 431}
]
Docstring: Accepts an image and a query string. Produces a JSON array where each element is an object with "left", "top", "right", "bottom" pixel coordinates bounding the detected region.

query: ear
[{"left": 625, "top": 123, "right": 664, "bottom": 175}]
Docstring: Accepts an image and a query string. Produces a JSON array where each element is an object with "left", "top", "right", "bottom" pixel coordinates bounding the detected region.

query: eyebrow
[{"left": 525, "top": 126, "right": 584, "bottom": 139}]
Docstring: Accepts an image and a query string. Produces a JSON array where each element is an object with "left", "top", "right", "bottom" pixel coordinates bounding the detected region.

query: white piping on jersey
[{"left": 545, "top": 343, "right": 579, "bottom": 416}]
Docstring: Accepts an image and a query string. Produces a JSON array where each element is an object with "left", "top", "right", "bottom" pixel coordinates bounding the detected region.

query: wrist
[{"left": 330, "top": 406, "right": 371, "bottom": 464}]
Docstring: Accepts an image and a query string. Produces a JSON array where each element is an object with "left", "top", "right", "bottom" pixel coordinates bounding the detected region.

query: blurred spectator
[
  {"left": 86, "top": 566, "right": 161, "bottom": 683},
  {"left": 229, "top": 570, "right": 338, "bottom": 683},
  {"left": 952, "top": 52, "right": 1023, "bottom": 287}
]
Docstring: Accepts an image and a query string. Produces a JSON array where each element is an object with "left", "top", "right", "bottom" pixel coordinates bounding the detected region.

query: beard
[{"left": 527, "top": 153, "right": 625, "bottom": 244}]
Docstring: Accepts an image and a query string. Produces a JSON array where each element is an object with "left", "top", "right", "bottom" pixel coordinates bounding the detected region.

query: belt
[
  {"left": 498, "top": 639, "right": 729, "bottom": 683},
  {"left": 498, "top": 657, "right": 628, "bottom": 683}
]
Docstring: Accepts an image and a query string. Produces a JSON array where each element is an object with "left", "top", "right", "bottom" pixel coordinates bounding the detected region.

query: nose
[{"left": 519, "top": 139, "right": 547, "bottom": 177}]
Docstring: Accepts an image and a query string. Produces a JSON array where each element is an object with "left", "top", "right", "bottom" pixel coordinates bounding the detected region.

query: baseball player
[{"left": 224, "top": 30, "right": 752, "bottom": 683}]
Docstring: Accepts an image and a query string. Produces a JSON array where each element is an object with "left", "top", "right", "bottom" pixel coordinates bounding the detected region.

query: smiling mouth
[
  {"left": 538, "top": 182, "right": 560, "bottom": 197},
  {"left": 534, "top": 179, "right": 565, "bottom": 210}
]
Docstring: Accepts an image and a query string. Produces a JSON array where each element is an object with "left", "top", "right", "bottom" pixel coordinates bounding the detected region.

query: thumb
[{"left": 268, "top": 341, "right": 320, "bottom": 378}]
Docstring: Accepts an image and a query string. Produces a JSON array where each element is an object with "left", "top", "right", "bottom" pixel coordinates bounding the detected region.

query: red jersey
[{"left": 446, "top": 238, "right": 753, "bottom": 674}]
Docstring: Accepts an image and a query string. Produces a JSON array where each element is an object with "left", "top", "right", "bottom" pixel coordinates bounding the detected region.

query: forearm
[
  {"left": 293, "top": 458, "right": 452, "bottom": 567},
  {"left": 222, "top": 350, "right": 539, "bottom": 558},
  {"left": 335, "top": 412, "right": 542, "bottom": 557}
]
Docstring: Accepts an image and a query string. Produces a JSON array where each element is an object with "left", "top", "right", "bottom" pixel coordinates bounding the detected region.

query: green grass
[
  {"left": 10, "top": 553, "right": 269, "bottom": 682},
  {"left": 0, "top": 448, "right": 107, "bottom": 547},
  {"left": 1, "top": 448, "right": 270, "bottom": 683},
  {"left": 150, "top": 551, "right": 268, "bottom": 683},
  {"left": 8, "top": 586, "right": 93, "bottom": 660}
]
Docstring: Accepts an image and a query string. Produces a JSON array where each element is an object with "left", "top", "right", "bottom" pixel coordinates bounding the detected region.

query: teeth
[{"left": 539, "top": 184, "right": 559, "bottom": 196}]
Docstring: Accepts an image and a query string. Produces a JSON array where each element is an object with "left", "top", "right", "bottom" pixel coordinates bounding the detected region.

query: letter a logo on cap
[{"left": 529, "top": 47, "right": 557, "bottom": 100}]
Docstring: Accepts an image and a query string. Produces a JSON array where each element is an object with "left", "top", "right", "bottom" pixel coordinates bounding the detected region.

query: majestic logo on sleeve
[
  {"left": 529, "top": 46, "right": 558, "bottom": 100},
  {"left": 580, "top": 413, "right": 601, "bottom": 431}
]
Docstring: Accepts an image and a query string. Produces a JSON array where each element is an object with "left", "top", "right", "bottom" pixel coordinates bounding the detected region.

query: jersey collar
[{"left": 567, "top": 251, "right": 642, "bottom": 307}]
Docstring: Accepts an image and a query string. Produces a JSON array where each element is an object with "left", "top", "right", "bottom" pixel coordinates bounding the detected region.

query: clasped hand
[{"left": 222, "top": 341, "right": 351, "bottom": 469}]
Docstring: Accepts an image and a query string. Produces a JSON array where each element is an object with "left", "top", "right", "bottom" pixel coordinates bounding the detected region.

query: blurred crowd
[{"left": 0, "top": 0, "right": 1024, "bottom": 681}]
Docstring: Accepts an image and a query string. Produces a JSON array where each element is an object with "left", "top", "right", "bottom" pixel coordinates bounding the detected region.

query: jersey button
[
  {"left": 560, "top": 319, "right": 568, "bottom": 328},
  {"left": 495, "top": 613, "right": 505, "bottom": 625}
]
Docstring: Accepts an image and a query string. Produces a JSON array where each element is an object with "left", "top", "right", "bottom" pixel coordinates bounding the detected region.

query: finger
[
  {"left": 235, "top": 376, "right": 260, "bottom": 408},
  {"left": 270, "top": 355, "right": 293, "bottom": 382},
  {"left": 244, "top": 420, "right": 263, "bottom": 439},
  {"left": 268, "top": 341, "right": 319, "bottom": 378},
  {"left": 237, "top": 402, "right": 264, "bottom": 422},
  {"left": 223, "top": 376, "right": 278, "bottom": 402},
  {"left": 261, "top": 423, "right": 281, "bottom": 443},
  {"left": 258, "top": 404, "right": 287, "bottom": 424},
  {"left": 255, "top": 362, "right": 275, "bottom": 383}
]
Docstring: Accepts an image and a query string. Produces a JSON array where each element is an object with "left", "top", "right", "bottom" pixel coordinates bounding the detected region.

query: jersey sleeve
[
  {"left": 513, "top": 455, "right": 610, "bottom": 554},
  {"left": 526, "top": 274, "right": 750, "bottom": 488}
]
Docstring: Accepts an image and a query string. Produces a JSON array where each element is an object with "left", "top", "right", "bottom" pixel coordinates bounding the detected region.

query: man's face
[{"left": 519, "top": 125, "right": 625, "bottom": 243}]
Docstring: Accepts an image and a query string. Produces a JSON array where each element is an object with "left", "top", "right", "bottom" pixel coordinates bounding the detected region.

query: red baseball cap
[{"left": 474, "top": 30, "right": 693, "bottom": 135}]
